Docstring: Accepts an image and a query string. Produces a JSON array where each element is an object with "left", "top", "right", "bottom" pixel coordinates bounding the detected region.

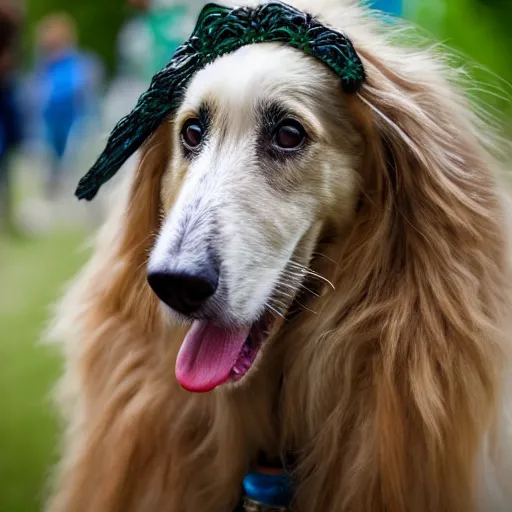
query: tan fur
[{"left": 46, "top": 1, "right": 512, "bottom": 511}]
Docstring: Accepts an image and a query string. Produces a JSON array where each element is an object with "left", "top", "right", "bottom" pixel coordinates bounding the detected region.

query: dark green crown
[{"left": 76, "top": 1, "right": 365, "bottom": 201}]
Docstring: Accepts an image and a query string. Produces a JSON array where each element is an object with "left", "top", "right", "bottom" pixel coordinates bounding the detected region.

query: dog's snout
[{"left": 147, "top": 264, "right": 219, "bottom": 316}]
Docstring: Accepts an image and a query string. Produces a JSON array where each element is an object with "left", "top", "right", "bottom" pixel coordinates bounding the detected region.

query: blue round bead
[{"left": 242, "top": 471, "right": 293, "bottom": 508}]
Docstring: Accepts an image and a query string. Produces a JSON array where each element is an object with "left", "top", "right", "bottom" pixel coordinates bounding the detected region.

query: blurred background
[{"left": 0, "top": 0, "right": 510, "bottom": 510}]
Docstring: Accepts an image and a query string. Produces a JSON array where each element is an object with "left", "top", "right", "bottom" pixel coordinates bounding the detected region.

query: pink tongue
[{"left": 176, "top": 321, "right": 251, "bottom": 393}]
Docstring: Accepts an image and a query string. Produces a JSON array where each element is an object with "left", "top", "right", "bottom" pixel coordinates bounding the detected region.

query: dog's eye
[
  {"left": 181, "top": 119, "right": 204, "bottom": 150},
  {"left": 274, "top": 120, "right": 307, "bottom": 151}
]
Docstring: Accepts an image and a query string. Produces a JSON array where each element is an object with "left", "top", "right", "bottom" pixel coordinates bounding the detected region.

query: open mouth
[
  {"left": 175, "top": 313, "right": 275, "bottom": 393},
  {"left": 174, "top": 258, "right": 322, "bottom": 393}
]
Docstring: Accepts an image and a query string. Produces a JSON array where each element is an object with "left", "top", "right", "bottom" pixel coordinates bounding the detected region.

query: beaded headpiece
[{"left": 76, "top": 1, "right": 365, "bottom": 201}]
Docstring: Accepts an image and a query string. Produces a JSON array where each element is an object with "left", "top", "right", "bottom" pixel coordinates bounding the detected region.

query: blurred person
[
  {"left": 0, "top": 1, "right": 23, "bottom": 231},
  {"left": 101, "top": 0, "right": 205, "bottom": 192},
  {"left": 126, "top": 0, "right": 206, "bottom": 80},
  {"left": 30, "top": 13, "right": 103, "bottom": 201},
  {"left": 108, "top": 0, "right": 202, "bottom": 123}
]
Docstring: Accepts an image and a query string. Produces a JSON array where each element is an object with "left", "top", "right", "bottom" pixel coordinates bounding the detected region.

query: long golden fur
[{"left": 46, "top": 1, "right": 512, "bottom": 511}]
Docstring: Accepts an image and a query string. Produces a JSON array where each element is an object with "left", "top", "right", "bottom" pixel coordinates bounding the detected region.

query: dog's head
[
  {"left": 146, "top": 42, "right": 362, "bottom": 391},
  {"left": 83, "top": 2, "right": 506, "bottom": 400}
]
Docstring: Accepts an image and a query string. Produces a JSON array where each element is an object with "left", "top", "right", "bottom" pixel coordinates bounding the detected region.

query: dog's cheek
[
  {"left": 161, "top": 159, "right": 189, "bottom": 213},
  {"left": 316, "top": 147, "right": 360, "bottom": 226}
]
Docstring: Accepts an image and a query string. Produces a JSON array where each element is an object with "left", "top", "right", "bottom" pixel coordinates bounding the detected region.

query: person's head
[
  {"left": 36, "top": 12, "right": 77, "bottom": 59},
  {"left": 0, "top": 2, "right": 22, "bottom": 77}
]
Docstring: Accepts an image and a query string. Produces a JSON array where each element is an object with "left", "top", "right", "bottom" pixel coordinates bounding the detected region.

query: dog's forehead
[{"left": 181, "top": 43, "right": 338, "bottom": 113}]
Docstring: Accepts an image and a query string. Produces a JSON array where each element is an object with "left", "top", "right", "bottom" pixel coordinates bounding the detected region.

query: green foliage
[
  {"left": 409, "top": 0, "right": 512, "bottom": 123},
  {"left": 25, "top": 0, "right": 130, "bottom": 73}
]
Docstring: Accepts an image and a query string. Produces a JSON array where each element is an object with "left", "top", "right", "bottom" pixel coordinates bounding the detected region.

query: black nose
[{"left": 147, "top": 266, "right": 219, "bottom": 316}]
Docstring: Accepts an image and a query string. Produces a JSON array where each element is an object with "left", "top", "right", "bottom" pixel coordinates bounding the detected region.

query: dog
[{"left": 46, "top": 0, "right": 512, "bottom": 510}]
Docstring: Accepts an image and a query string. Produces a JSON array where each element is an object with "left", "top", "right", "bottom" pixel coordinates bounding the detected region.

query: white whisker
[
  {"left": 312, "top": 252, "right": 338, "bottom": 265},
  {"left": 264, "top": 302, "right": 286, "bottom": 320},
  {"left": 295, "top": 300, "right": 318, "bottom": 315},
  {"left": 287, "top": 261, "right": 336, "bottom": 290}
]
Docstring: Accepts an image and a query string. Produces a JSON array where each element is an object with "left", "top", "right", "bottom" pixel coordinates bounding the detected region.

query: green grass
[{"left": 0, "top": 229, "right": 90, "bottom": 512}]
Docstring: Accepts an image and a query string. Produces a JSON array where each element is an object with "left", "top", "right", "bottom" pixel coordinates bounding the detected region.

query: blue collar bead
[
  {"left": 75, "top": 1, "right": 365, "bottom": 201},
  {"left": 242, "top": 467, "right": 293, "bottom": 510}
]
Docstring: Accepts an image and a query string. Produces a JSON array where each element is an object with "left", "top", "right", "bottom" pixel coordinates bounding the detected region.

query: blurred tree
[{"left": 25, "top": 0, "right": 130, "bottom": 74}]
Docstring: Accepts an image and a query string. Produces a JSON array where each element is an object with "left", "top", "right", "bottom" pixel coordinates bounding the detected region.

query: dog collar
[{"left": 75, "top": 1, "right": 365, "bottom": 201}]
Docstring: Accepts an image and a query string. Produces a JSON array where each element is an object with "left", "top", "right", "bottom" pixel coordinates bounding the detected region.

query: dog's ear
[
  {"left": 51, "top": 123, "right": 173, "bottom": 351},
  {"left": 45, "top": 123, "right": 183, "bottom": 512},
  {"left": 284, "top": 44, "right": 510, "bottom": 510},
  {"left": 97, "top": 123, "right": 172, "bottom": 328},
  {"left": 353, "top": 44, "right": 509, "bottom": 319},
  {"left": 349, "top": 48, "right": 509, "bottom": 507}
]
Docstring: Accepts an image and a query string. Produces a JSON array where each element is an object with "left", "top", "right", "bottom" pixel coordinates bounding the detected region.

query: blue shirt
[{"left": 30, "top": 49, "right": 101, "bottom": 157}]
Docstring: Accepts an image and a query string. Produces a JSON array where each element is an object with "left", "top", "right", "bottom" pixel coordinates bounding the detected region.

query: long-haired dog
[{"left": 46, "top": 0, "right": 512, "bottom": 510}]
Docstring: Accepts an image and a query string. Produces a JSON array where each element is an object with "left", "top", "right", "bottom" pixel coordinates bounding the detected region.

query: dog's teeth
[{"left": 232, "top": 366, "right": 241, "bottom": 375}]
